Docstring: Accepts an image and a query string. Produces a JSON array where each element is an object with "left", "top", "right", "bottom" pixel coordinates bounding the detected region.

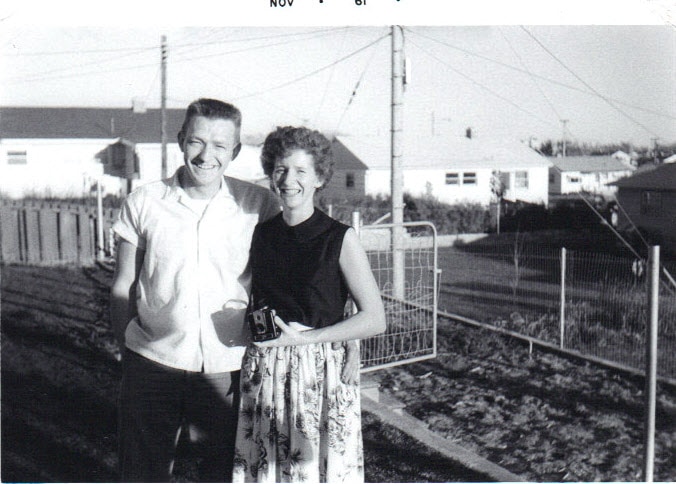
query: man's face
[{"left": 179, "top": 115, "right": 240, "bottom": 192}]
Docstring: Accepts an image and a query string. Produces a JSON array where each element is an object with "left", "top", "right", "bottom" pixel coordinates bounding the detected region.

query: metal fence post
[
  {"left": 560, "top": 247, "right": 566, "bottom": 349},
  {"left": 644, "top": 245, "right": 659, "bottom": 483},
  {"left": 96, "top": 179, "right": 105, "bottom": 261}
]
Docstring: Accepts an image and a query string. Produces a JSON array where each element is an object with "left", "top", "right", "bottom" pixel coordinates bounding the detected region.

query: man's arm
[{"left": 110, "top": 239, "right": 145, "bottom": 353}]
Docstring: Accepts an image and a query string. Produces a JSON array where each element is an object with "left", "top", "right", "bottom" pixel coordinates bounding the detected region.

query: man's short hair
[{"left": 180, "top": 98, "right": 242, "bottom": 136}]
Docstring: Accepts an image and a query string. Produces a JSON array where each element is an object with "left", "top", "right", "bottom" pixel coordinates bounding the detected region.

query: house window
[
  {"left": 549, "top": 174, "right": 555, "bottom": 184},
  {"left": 445, "top": 172, "right": 459, "bottom": 185},
  {"left": 641, "top": 191, "right": 662, "bottom": 215},
  {"left": 515, "top": 170, "right": 529, "bottom": 189},
  {"left": 567, "top": 175, "right": 581, "bottom": 183},
  {"left": 345, "top": 172, "right": 355, "bottom": 188},
  {"left": 499, "top": 172, "right": 511, "bottom": 189},
  {"left": 462, "top": 172, "right": 477, "bottom": 185},
  {"left": 7, "top": 150, "right": 27, "bottom": 165}
]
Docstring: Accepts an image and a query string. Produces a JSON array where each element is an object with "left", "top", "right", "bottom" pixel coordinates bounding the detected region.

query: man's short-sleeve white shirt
[{"left": 113, "top": 169, "right": 280, "bottom": 372}]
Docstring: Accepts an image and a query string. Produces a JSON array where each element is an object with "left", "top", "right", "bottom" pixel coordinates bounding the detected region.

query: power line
[
  {"left": 2, "top": 45, "right": 155, "bottom": 56},
  {"left": 335, "top": 37, "right": 381, "bottom": 132},
  {"left": 172, "top": 26, "right": 349, "bottom": 50},
  {"left": 2, "top": 27, "right": 347, "bottom": 57},
  {"left": 407, "top": 37, "right": 560, "bottom": 130},
  {"left": 168, "top": 63, "right": 309, "bottom": 123},
  {"left": 5, "top": 28, "right": 345, "bottom": 83},
  {"left": 2, "top": 58, "right": 159, "bottom": 85},
  {"left": 233, "top": 33, "right": 389, "bottom": 101},
  {"left": 170, "top": 28, "right": 350, "bottom": 65},
  {"left": 405, "top": 27, "right": 676, "bottom": 122},
  {"left": 144, "top": 65, "right": 162, "bottom": 103},
  {"left": 4, "top": 48, "right": 156, "bottom": 83},
  {"left": 498, "top": 27, "right": 566, "bottom": 132},
  {"left": 312, "top": 28, "right": 350, "bottom": 128},
  {"left": 520, "top": 26, "right": 662, "bottom": 139}
]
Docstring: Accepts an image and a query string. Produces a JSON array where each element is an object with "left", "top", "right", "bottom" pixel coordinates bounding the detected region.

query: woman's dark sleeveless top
[{"left": 249, "top": 209, "right": 351, "bottom": 329}]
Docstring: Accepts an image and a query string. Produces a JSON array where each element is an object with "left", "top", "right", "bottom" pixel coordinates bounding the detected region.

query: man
[
  {"left": 110, "top": 98, "right": 360, "bottom": 482},
  {"left": 110, "top": 98, "right": 280, "bottom": 482}
]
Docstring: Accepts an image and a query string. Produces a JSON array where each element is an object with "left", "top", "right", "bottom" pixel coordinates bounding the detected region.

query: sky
[{"left": 1, "top": 1, "right": 675, "bottom": 149}]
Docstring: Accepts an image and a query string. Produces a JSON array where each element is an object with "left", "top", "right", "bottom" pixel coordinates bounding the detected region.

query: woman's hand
[
  {"left": 253, "top": 315, "right": 311, "bottom": 348},
  {"left": 340, "top": 340, "right": 360, "bottom": 385}
]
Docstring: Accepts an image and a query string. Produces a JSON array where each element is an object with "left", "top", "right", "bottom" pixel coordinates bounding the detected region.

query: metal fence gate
[{"left": 358, "top": 221, "right": 439, "bottom": 371}]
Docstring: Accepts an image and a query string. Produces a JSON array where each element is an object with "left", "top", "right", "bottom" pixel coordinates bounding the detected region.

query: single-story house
[
  {"left": 609, "top": 161, "right": 676, "bottom": 248},
  {"left": 611, "top": 150, "right": 637, "bottom": 167},
  {"left": 333, "top": 134, "right": 551, "bottom": 206},
  {"left": 0, "top": 106, "right": 266, "bottom": 198},
  {"left": 548, "top": 155, "right": 635, "bottom": 198},
  {"left": 320, "top": 138, "right": 369, "bottom": 201}
]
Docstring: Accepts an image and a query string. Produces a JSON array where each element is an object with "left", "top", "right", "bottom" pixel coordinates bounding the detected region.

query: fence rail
[
  {"left": 3, "top": 199, "right": 674, "bottom": 382},
  {"left": 438, "top": 239, "right": 676, "bottom": 383},
  {"left": 0, "top": 200, "right": 118, "bottom": 265}
]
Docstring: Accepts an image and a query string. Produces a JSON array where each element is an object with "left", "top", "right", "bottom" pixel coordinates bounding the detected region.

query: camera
[{"left": 247, "top": 306, "right": 280, "bottom": 342}]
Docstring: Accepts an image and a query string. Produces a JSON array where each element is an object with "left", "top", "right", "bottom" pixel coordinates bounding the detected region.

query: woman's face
[{"left": 272, "top": 149, "right": 323, "bottom": 214}]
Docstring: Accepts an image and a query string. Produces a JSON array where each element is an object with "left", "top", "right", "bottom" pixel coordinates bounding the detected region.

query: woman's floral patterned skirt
[{"left": 233, "top": 343, "right": 364, "bottom": 483}]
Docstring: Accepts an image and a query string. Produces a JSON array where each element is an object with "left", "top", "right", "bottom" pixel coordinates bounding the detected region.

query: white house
[
  {"left": 0, "top": 106, "right": 266, "bottom": 199},
  {"left": 334, "top": 134, "right": 551, "bottom": 206},
  {"left": 548, "top": 155, "right": 635, "bottom": 198}
]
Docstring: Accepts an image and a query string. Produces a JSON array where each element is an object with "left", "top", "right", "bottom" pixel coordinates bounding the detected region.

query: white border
[{"left": 1, "top": 0, "right": 672, "bottom": 27}]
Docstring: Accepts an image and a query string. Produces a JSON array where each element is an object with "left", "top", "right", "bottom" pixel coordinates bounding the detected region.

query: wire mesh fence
[
  {"left": 438, "top": 236, "right": 676, "bottom": 382},
  {"left": 565, "top": 250, "right": 676, "bottom": 380},
  {"left": 358, "top": 222, "right": 438, "bottom": 371}
]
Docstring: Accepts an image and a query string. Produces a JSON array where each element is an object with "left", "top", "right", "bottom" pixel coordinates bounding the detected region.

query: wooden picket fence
[{"left": 0, "top": 200, "right": 118, "bottom": 266}]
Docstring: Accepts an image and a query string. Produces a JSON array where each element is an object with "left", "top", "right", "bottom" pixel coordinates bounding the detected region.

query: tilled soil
[
  {"left": 2, "top": 264, "right": 675, "bottom": 482},
  {"left": 377, "top": 318, "right": 676, "bottom": 481},
  {"left": 1, "top": 264, "right": 489, "bottom": 483}
]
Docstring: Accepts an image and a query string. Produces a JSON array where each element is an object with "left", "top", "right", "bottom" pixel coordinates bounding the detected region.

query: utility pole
[
  {"left": 651, "top": 137, "right": 659, "bottom": 163},
  {"left": 561, "top": 119, "right": 568, "bottom": 157},
  {"left": 391, "top": 25, "right": 405, "bottom": 300},
  {"left": 161, "top": 35, "right": 168, "bottom": 179}
]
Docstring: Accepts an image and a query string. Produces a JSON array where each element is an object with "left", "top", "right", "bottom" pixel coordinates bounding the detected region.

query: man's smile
[{"left": 192, "top": 160, "right": 220, "bottom": 171}]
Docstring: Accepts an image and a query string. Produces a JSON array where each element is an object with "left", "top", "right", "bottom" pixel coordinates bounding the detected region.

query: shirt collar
[
  {"left": 162, "top": 166, "right": 235, "bottom": 203},
  {"left": 274, "top": 208, "right": 333, "bottom": 241}
]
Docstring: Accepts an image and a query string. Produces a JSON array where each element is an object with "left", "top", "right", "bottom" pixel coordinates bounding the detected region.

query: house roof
[
  {"left": 331, "top": 138, "right": 369, "bottom": 170},
  {"left": 610, "top": 162, "right": 676, "bottom": 190},
  {"left": 0, "top": 106, "right": 186, "bottom": 143},
  {"left": 549, "top": 155, "right": 635, "bottom": 173},
  {"left": 334, "top": 135, "right": 550, "bottom": 171}
]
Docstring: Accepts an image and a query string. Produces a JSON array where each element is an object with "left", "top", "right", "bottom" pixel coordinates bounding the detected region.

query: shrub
[{"left": 320, "top": 194, "right": 491, "bottom": 235}]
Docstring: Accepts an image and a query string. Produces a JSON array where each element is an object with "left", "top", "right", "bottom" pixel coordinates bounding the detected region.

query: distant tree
[
  {"left": 490, "top": 171, "right": 506, "bottom": 234},
  {"left": 539, "top": 140, "right": 554, "bottom": 156}
]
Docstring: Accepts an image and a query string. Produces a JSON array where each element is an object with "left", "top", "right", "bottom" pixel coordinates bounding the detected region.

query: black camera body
[{"left": 247, "top": 306, "right": 280, "bottom": 342}]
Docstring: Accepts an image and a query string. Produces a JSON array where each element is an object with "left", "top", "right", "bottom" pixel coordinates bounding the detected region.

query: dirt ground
[
  {"left": 377, "top": 320, "right": 676, "bottom": 481},
  {"left": 1, "top": 264, "right": 488, "bottom": 483},
  {"left": 2, "top": 264, "right": 675, "bottom": 482}
]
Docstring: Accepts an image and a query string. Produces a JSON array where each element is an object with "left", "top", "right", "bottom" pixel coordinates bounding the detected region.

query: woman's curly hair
[{"left": 260, "top": 126, "right": 334, "bottom": 189}]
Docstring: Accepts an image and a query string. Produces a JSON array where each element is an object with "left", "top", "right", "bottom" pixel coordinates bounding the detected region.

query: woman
[{"left": 232, "top": 126, "right": 386, "bottom": 483}]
